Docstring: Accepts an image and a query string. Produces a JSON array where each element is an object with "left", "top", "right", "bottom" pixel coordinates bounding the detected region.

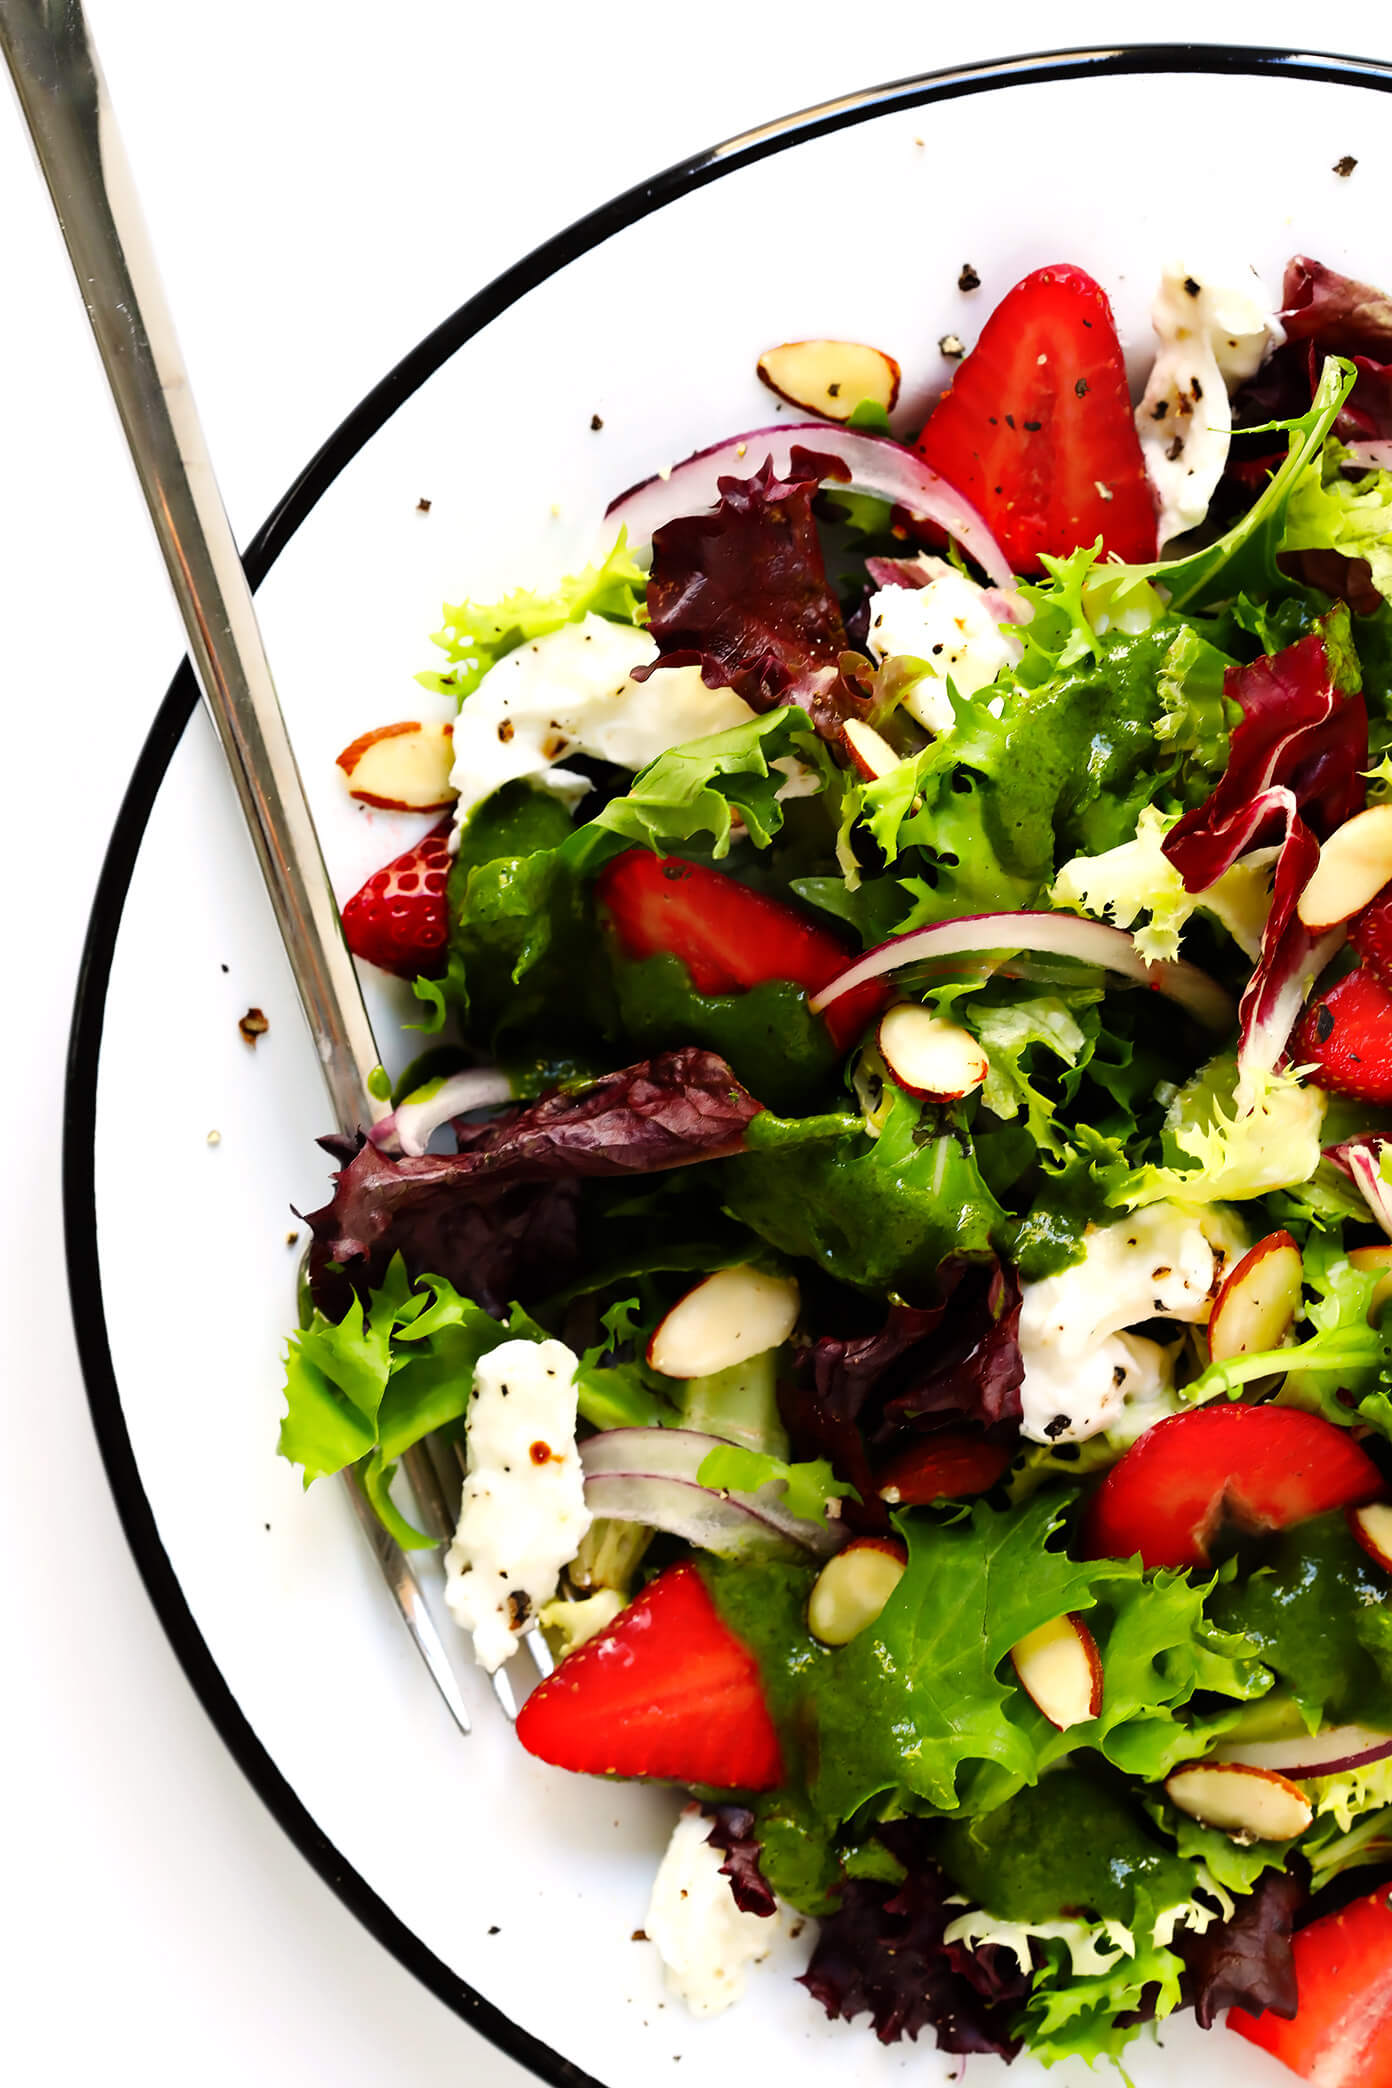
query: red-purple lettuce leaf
[
  {"left": 799, "top": 1821, "right": 1028, "bottom": 2056},
  {"left": 784, "top": 1260, "right": 1021, "bottom": 1527},
  {"left": 637, "top": 449, "right": 873, "bottom": 750},
  {"left": 1174, "top": 1868, "right": 1304, "bottom": 2030},
  {"left": 305, "top": 1049, "right": 763, "bottom": 1316},
  {"left": 704, "top": 1805, "right": 777, "bottom": 1919}
]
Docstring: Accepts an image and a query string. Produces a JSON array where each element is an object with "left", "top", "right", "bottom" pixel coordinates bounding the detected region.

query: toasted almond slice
[
  {"left": 1349, "top": 1500, "right": 1392, "bottom": 1573},
  {"left": 647, "top": 1265, "right": 800, "bottom": 1379},
  {"left": 843, "top": 717, "right": 902, "bottom": 781},
  {"left": 1351, "top": 1244, "right": 1392, "bottom": 1322},
  {"left": 1297, "top": 804, "right": 1392, "bottom": 930},
  {"left": 1010, "top": 1612, "right": 1103, "bottom": 1730},
  {"left": 1164, "top": 1760, "right": 1313, "bottom": 1841},
  {"left": 878, "top": 1004, "right": 988, "bottom": 1102},
  {"left": 808, "top": 1537, "right": 907, "bottom": 1646},
  {"left": 756, "top": 339, "right": 901, "bottom": 423},
  {"left": 337, "top": 720, "right": 456, "bottom": 810},
  {"left": 1206, "top": 1230, "right": 1303, "bottom": 1364}
]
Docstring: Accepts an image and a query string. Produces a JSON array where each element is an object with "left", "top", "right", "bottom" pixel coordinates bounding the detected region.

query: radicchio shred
[{"left": 1175, "top": 1869, "right": 1305, "bottom": 2029}]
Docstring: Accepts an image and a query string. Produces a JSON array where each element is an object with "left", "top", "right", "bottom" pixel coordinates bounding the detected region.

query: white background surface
[{"left": 9, "top": 4, "right": 1392, "bottom": 2082}]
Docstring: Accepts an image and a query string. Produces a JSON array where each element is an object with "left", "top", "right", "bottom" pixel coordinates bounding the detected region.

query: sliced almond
[
  {"left": 808, "top": 1537, "right": 907, "bottom": 1646},
  {"left": 647, "top": 1265, "right": 799, "bottom": 1379},
  {"left": 1296, "top": 804, "right": 1392, "bottom": 930},
  {"left": 878, "top": 1004, "right": 988, "bottom": 1102},
  {"left": 756, "top": 339, "right": 901, "bottom": 423},
  {"left": 1349, "top": 1500, "right": 1392, "bottom": 1573},
  {"left": 1351, "top": 1244, "right": 1392, "bottom": 1322},
  {"left": 337, "top": 720, "right": 456, "bottom": 811},
  {"left": 1164, "top": 1760, "right": 1313, "bottom": 1841},
  {"left": 1010, "top": 1612, "right": 1103, "bottom": 1730},
  {"left": 843, "top": 717, "right": 902, "bottom": 781},
  {"left": 1206, "top": 1230, "right": 1303, "bottom": 1364}
]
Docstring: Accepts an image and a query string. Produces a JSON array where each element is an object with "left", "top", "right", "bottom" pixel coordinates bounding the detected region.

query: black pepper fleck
[
  {"left": 1166, "top": 434, "right": 1185, "bottom": 462},
  {"left": 1335, "top": 154, "right": 1358, "bottom": 177},
  {"left": 416, "top": 497, "right": 432, "bottom": 513},
  {"left": 958, "top": 262, "right": 981, "bottom": 292},
  {"left": 1022, "top": 418, "right": 1042, "bottom": 432},
  {"left": 590, "top": 413, "right": 604, "bottom": 430},
  {"left": 1315, "top": 1004, "right": 1335, "bottom": 1044},
  {"left": 1074, "top": 377, "right": 1090, "bottom": 398},
  {"left": 1183, "top": 276, "right": 1201, "bottom": 297}
]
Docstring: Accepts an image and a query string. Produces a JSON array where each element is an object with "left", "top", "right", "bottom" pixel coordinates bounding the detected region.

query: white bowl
[{"left": 68, "top": 43, "right": 1392, "bottom": 2088}]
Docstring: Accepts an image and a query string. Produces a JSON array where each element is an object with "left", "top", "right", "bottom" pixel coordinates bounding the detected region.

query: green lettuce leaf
[
  {"left": 418, "top": 532, "right": 646, "bottom": 704},
  {"left": 696, "top": 1444, "right": 854, "bottom": 1526},
  {"left": 1284, "top": 446, "right": 1392, "bottom": 604}
]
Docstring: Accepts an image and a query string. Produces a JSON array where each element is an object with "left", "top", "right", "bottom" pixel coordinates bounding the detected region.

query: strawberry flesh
[
  {"left": 595, "top": 850, "right": 886, "bottom": 1052},
  {"left": 1350, "top": 883, "right": 1392, "bottom": 987},
  {"left": 875, "top": 1432, "right": 1012, "bottom": 1506},
  {"left": 915, "top": 262, "right": 1157, "bottom": 574},
  {"left": 1080, "top": 1404, "right": 1383, "bottom": 1570},
  {"left": 1292, "top": 964, "right": 1392, "bottom": 1105},
  {"left": 341, "top": 820, "right": 452, "bottom": 979},
  {"left": 514, "top": 1560, "right": 784, "bottom": 1789},
  {"left": 1231, "top": 1883, "right": 1392, "bottom": 2085}
]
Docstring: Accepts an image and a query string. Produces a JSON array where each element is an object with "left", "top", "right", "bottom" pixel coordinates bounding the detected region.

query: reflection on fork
[{"left": 400, "top": 1438, "right": 554, "bottom": 1721}]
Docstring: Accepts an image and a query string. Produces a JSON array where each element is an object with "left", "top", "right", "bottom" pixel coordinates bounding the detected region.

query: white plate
[{"left": 68, "top": 44, "right": 1392, "bottom": 2088}]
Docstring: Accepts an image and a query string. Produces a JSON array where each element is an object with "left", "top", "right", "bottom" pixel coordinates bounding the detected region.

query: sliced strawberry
[
  {"left": 1350, "top": 884, "right": 1392, "bottom": 988},
  {"left": 1292, "top": 965, "right": 1392, "bottom": 1105},
  {"left": 594, "top": 850, "right": 885, "bottom": 1052},
  {"left": 915, "top": 263, "right": 1157, "bottom": 574},
  {"left": 340, "top": 819, "right": 452, "bottom": 980},
  {"left": 515, "top": 1561, "right": 783, "bottom": 1789},
  {"left": 1230, "top": 1883, "right": 1392, "bottom": 2084},
  {"left": 1079, "top": 1405, "right": 1382, "bottom": 1570},
  {"left": 875, "top": 1432, "right": 1012, "bottom": 1506}
]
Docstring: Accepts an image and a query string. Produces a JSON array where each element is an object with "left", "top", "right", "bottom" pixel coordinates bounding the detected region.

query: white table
[{"left": 7, "top": 2, "right": 1389, "bottom": 2080}]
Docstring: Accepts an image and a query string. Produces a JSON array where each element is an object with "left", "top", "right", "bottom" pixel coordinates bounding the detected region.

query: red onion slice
[
  {"left": 580, "top": 1427, "right": 841, "bottom": 1556},
  {"left": 1216, "top": 1722, "right": 1392, "bottom": 1778},
  {"left": 606, "top": 422, "right": 1016, "bottom": 591},
  {"left": 1325, "top": 1135, "right": 1392, "bottom": 1238},
  {"left": 807, "top": 910, "right": 1236, "bottom": 1033},
  {"left": 1343, "top": 439, "right": 1392, "bottom": 473},
  {"left": 367, "top": 1067, "right": 513, "bottom": 1157}
]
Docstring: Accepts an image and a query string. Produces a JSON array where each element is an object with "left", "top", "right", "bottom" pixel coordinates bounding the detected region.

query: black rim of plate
[{"left": 62, "top": 38, "right": 1392, "bottom": 2083}]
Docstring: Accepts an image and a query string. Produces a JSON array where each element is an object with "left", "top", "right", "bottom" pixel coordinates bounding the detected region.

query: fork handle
[{"left": 0, "top": 0, "right": 383, "bottom": 1133}]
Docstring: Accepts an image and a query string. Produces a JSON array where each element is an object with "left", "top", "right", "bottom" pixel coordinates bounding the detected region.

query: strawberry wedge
[
  {"left": 915, "top": 263, "right": 1157, "bottom": 573},
  {"left": 1231, "top": 1884, "right": 1392, "bottom": 2084},
  {"left": 515, "top": 1561, "right": 783, "bottom": 1789},
  {"left": 341, "top": 819, "right": 452, "bottom": 979}
]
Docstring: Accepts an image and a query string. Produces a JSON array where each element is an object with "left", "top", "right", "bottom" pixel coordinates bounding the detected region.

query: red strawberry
[
  {"left": 515, "top": 1561, "right": 784, "bottom": 1789},
  {"left": 1292, "top": 965, "right": 1392, "bottom": 1105},
  {"left": 1230, "top": 1883, "right": 1392, "bottom": 2084},
  {"left": 595, "top": 850, "right": 885, "bottom": 1052},
  {"left": 1079, "top": 1405, "right": 1382, "bottom": 1570},
  {"left": 874, "top": 1432, "right": 1013, "bottom": 1506},
  {"left": 1350, "top": 882, "right": 1392, "bottom": 987},
  {"left": 341, "top": 819, "right": 452, "bottom": 979},
  {"left": 915, "top": 263, "right": 1158, "bottom": 574}
]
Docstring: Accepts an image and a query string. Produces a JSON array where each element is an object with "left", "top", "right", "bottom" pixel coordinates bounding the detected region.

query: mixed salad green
[{"left": 281, "top": 254, "right": 1392, "bottom": 2074}]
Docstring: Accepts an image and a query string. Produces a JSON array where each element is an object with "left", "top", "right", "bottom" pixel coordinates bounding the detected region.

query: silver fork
[{"left": 0, "top": 0, "right": 545, "bottom": 1728}]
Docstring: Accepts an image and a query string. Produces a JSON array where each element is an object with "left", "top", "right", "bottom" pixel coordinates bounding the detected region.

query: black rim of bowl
[{"left": 62, "top": 39, "right": 1392, "bottom": 2085}]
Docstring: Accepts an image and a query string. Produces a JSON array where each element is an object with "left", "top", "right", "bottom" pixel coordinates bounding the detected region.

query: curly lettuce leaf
[
  {"left": 1284, "top": 447, "right": 1392, "bottom": 604},
  {"left": 797, "top": 1492, "right": 1270, "bottom": 1821},
  {"left": 418, "top": 531, "right": 645, "bottom": 704},
  {"left": 1118, "top": 1055, "right": 1325, "bottom": 1210}
]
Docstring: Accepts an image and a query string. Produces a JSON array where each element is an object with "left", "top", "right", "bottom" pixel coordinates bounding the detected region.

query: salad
[{"left": 281, "top": 253, "right": 1392, "bottom": 2077}]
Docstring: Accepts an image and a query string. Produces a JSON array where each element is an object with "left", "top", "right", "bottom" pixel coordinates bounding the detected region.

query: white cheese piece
[
  {"left": 447, "top": 616, "right": 755, "bottom": 839},
  {"left": 444, "top": 1336, "right": 591, "bottom": 1671},
  {"left": 646, "top": 1806, "right": 777, "bottom": 2018},
  {"left": 865, "top": 568, "right": 1019, "bottom": 734},
  {"left": 1136, "top": 263, "right": 1284, "bottom": 548},
  {"left": 1018, "top": 1202, "right": 1247, "bottom": 1445}
]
